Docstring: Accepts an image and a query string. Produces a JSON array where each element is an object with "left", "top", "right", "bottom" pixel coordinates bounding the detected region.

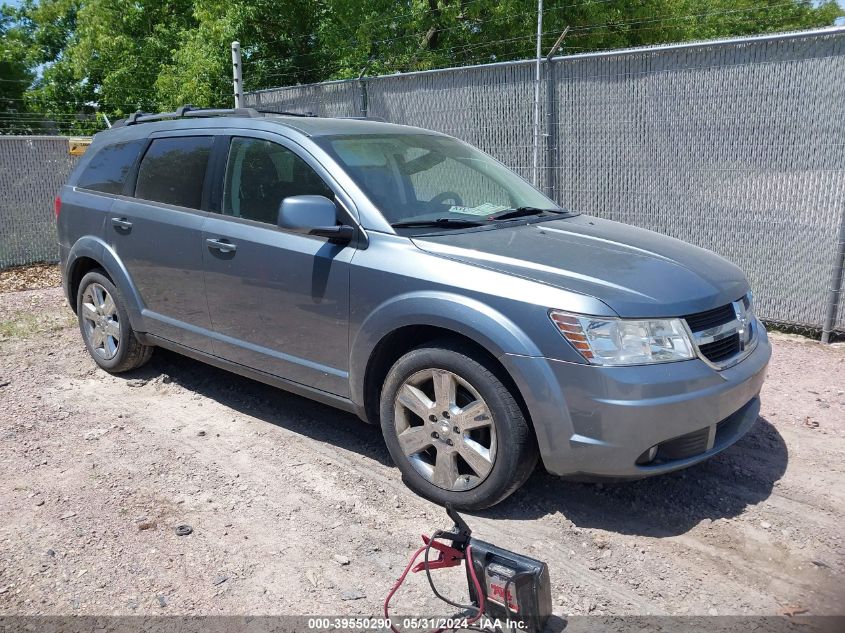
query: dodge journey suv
[{"left": 57, "top": 106, "right": 770, "bottom": 509}]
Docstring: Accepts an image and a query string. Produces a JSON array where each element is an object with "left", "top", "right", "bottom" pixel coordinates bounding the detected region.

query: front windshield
[{"left": 315, "top": 133, "right": 563, "bottom": 230}]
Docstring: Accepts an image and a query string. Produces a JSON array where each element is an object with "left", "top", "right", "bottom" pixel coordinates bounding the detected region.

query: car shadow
[
  {"left": 481, "top": 416, "right": 789, "bottom": 537},
  {"left": 123, "top": 349, "right": 788, "bottom": 537},
  {"left": 130, "top": 348, "right": 393, "bottom": 467}
]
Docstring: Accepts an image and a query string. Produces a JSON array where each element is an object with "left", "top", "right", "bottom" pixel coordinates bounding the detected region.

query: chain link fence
[
  {"left": 0, "top": 29, "right": 842, "bottom": 336},
  {"left": 0, "top": 137, "right": 80, "bottom": 270},
  {"left": 247, "top": 28, "right": 845, "bottom": 336}
]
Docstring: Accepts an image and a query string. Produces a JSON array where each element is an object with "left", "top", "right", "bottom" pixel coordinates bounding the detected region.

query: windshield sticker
[{"left": 448, "top": 203, "right": 510, "bottom": 217}]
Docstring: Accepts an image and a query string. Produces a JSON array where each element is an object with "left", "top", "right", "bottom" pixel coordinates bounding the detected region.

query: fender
[
  {"left": 348, "top": 290, "right": 545, "bottom": 409},
  {"left": 348, "top": 291, "right": 578, "bottom": 465},
  {"left": 66, "top": 236, "right": 147, "bottom": 332}
]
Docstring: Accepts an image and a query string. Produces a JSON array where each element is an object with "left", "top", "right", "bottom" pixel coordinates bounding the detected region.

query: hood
[{"left": 411, "top": 215, "right": 749, "bottom": 318}]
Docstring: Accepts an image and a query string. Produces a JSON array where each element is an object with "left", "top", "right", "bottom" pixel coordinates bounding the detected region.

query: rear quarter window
[
  {"left": 76, "top": 139, "right": 146, "bottom": 195},
  {"left": 134, "top": 136, "right": 213, "bottom": 209}
]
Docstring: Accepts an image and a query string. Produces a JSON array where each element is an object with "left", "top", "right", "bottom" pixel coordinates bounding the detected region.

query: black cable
[
  {"left": 503, "top": 576, "right": 516, "bottom": 621},
  {"left": 424, "top": 530, "right": 482, "bottom": 616},
  {"left": 422, "top": 530, "right": 500, "bottom": 632}
]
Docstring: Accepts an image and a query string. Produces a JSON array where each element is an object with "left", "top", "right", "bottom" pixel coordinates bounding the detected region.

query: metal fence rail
[
  {"left": 247, "top": 28, "right": 845, "bottom": 334},
  {"left": 0, "top": 137, "right": 80, "bottom": 270}
]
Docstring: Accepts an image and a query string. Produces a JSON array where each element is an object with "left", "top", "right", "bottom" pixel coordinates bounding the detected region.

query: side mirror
[{"left": 277, "top": 195, "right": 355, "bottom": 244}]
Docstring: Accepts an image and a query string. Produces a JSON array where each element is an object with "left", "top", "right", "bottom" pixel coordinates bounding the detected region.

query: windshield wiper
[
  {"left": 488, "top": 206, "right": 563, "bottom": 221},
  {"left": 391, "top": 218, "right": 484, "bottom": 229}
]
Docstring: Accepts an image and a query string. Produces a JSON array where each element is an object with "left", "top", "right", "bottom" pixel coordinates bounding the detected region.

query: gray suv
[{"left": 57, "top": 107, "right": 771, "bottom": 509}]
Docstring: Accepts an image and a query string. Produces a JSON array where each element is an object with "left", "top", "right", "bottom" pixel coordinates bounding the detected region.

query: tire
[
  {"left": 76, "top": 270, "right": 153, "bottom": 373},
  {"left": 380, "top": 340, "right": 537, "bottom": 510}
]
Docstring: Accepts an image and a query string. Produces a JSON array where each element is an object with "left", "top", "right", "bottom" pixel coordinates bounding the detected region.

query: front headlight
[{"left": 549, "top": 310, "right": 695, "bottom": 366}]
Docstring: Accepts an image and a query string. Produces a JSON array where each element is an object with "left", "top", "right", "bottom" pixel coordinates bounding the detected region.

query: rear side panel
[
  {"left": 57, "top": 188, "right": 111, "bottom": 252},
  {"left": 57, "top": 186, "right": 112, "bottom": 304}
]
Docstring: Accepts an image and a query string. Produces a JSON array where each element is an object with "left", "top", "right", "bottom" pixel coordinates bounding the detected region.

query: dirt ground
[{"left": 0, "top": 281, "right": 843, "bottom": 620}]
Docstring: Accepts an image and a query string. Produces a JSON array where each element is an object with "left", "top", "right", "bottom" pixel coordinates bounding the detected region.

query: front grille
[
  {"left": 684, "top": 303, "right": 736, "bottom": 331},
  {"left": 698, "top": 333, "right": 741, "bottom": 362},
  {"left": 683, "top": 299, "right": 752, "bottom": 366},
  {"left": 657, "top": 426, "right": 710, "bottom": 460}
]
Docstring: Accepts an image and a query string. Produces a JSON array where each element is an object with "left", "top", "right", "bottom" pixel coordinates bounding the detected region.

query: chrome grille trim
[{"left": 684, "top": 296, "right": 757, "bottom": 370}]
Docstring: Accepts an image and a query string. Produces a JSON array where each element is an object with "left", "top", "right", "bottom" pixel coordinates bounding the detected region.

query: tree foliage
[
  {"left": 1, "top": 3, "right": 36, "bottom": 132},
  {"left": 2, "top": 0, "right": 842, "bottom": 133}
]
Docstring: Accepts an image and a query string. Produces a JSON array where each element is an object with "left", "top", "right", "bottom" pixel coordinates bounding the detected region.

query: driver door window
[{"left": 222, "top": 137, "right": 333, "bottom": 224}]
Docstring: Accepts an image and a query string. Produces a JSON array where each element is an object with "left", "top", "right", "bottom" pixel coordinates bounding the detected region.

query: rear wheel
[
  {"left": 77, "top": 270, "right": 153, "bottom": 373},
  {"left": 380, "top": 341, "right": 537, "bottom": 510}
]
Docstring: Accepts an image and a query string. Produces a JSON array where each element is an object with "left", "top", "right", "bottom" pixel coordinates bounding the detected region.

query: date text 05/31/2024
[{"left": 306, "top": 617, "right": 528, "bottom": 630}]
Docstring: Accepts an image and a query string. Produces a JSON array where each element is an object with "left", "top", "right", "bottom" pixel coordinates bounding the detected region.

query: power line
[
  {"left": 568, "top": 2, "right": 800, "bottom": 33},
  {"left": 2, "top": 1, "right": 829, "bottom": 104},
  {"left": 243, "top": 0, "right": 617, "bottom": 69},
  {"left": 248, "top": 2, "right": 817, "bottom": 88}
]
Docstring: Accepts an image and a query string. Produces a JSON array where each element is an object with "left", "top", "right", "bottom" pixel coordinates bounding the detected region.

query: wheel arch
[
  {"left": 350, "top": 292, "right": 541, "bottom": 429},
  {"left": 65, "top": 237, "right": 145, "bottom": 329},
  {"left": 67, "top": 256, "right": 110, "bottom": 312}
]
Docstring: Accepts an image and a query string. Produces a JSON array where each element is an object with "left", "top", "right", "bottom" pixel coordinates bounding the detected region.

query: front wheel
[{"left": 380, "top": 341, "right": 537, "bottom": 510}]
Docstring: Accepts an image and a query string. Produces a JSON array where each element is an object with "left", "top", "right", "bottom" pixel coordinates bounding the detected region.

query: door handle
[
  {"left": 111, "top": 217, "right": 133, "bottom": 230},
  {"left": 206, "top": 238, "right": 237, "bottom": 253}
]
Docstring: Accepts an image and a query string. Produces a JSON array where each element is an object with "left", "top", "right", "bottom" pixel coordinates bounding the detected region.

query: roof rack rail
[
  {"left": 337, "top": 115, "right": 387, "bottom": 122},
  {"left": 253, "top": 109, "right": 318, "bottom": 117},
  {"left": 257, "top": 110, "right": 385, "bottom": 122},
  {"left": 111, "top": 104, "right": 388, "bottom": 128},
  {"left": 113, "top": 105, "right": 263, "bottom": 127}
]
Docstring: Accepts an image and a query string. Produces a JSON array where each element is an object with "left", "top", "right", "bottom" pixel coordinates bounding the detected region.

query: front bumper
[{"left": 501, "top": 325, "right": 771, "bottom": 478}]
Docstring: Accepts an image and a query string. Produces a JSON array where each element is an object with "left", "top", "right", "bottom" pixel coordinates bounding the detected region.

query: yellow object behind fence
[{"left": 68, "top": 137, "right": 92, "bottom": 156}]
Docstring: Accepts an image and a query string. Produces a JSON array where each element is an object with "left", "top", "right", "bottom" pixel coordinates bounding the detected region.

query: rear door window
[
  {"left": 76, "top": 139, "right": 146, "bottom": 195},
  {"left": 135, "top": 136, "right": 213, "bottom": 209}
]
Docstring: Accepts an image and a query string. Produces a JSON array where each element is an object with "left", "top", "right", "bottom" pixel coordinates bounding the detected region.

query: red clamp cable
[
  {"left": 411, "top": 534, "right": 464, "bottom": 572},
  {"left": 384, "top": 535, "right": 485, "bottom": 633}
]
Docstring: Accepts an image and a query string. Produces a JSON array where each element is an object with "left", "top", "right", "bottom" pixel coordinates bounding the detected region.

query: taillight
[{"left": 54, "top": 196, "right": 62, "bottom": 219}]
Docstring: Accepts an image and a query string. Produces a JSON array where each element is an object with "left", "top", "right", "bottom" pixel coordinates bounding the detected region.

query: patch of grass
[{"left": 0, "top": 312, "right": 76, "bottom": 340}]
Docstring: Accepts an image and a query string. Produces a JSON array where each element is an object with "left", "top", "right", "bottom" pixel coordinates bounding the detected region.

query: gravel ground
[{"left": 0, "top": 285, "right": 843, "bottom": 619}]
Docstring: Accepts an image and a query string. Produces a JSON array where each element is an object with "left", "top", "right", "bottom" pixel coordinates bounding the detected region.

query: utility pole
[
  {"left": 532, "top": 0, "right": 543, "bottom": 187},
  {"left": 231, "top": 41, "right": 244, "bottom": 109}
]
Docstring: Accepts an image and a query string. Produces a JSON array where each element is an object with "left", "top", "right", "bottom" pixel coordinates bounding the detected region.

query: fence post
[
  {"left": 357, "top": 60, "right": 374, "bottom": 119},
  {"left": 231, "top": 41, "right": 244, "bottom": 109},
  {"left": 359, "top": 79, "right": 368, "bottom": 118},
  {"left": 821, "top": 211, "right": 845, "bottom": 343},
  {"left": 543, "top": 27, "right": 568, "bottom": 202},
  {"left": 531, "top": 0, "right": 544, "bottom": 187},
  {"left": 544, "top": 59, "right": 558, "bottom": 202}
]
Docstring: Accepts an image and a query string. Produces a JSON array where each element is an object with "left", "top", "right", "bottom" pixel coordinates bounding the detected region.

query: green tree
[
  {"left": 1, "top": 3, "right": 36, "bottom": 134},
  {"left": 19, "top": 0, "right": 197, "bottom": 131},
  {"left": 71, "top": 0, "right": 196, "bottom": 114},
  {"left": 12, "top": 0, "right": 845, "bottom": 126},
  {"left": 155, "top": 0, "right": 324, "bottom": 108},
  {"left": 310, "top": 0, "right": 845, "bottom": 75},
  {"left": 16, "top": 0, "right": 98, "bottom": 134}
]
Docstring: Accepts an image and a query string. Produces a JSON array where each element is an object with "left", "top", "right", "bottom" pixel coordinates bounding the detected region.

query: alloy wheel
[
  {"left": 81, "top": 283, "right": 121, "bottom": 360},
  {"left": 393, "top": 368, "right": 497, "bottom": 491}
]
